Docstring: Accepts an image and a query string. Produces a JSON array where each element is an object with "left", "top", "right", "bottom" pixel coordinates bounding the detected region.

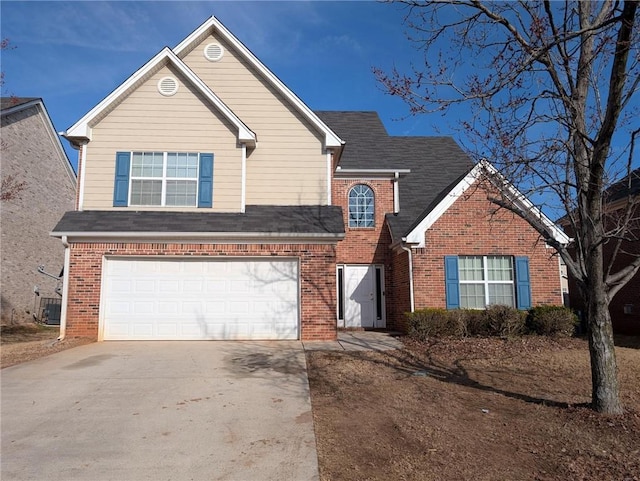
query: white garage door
[{"left": 101, "top": 258, "right": 299, "bottom": 340}]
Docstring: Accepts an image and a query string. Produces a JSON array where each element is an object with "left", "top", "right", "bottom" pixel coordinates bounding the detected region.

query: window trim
[
  {"left": 128, "top": 151, "right": 200, "bottom": 207},
  {"left": 348, "top": 184, "right": 375, "bottom": 228}
]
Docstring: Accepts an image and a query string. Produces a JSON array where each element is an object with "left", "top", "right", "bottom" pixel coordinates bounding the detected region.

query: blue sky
[
  {"left": 2, "top": 1, "right": 444, "bottom": 169},
  {"left": 2, "top": 1, "right": 637, "bottom": 183}
]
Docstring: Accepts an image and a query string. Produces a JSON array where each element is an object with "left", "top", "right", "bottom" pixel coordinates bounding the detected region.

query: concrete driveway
[{"left": 1, "top": 341, "right": 318, "bottom": 481}]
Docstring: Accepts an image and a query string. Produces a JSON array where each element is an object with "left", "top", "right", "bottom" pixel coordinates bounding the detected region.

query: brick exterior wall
[
  {"left": 1, "top": 103, "right": 76, "bottom": 323},
  {"left": 332, "top": 178, "right": 396, "bottom": 326},
  {"left": 411, "top": 180, "right": 563, "bottom": 311},
  {"left": 387, "top": 247, "right": 411, "bottom": 331},
  {"left": 64, "top": 242, "right": 337, "bottom": 341},
  {"left": 332, "top": 178, "right": 394, "bottom": 264}
]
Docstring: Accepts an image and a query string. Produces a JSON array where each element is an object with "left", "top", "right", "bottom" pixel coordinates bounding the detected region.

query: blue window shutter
[
  {"left": 198, "top": 153, "right": 214, "bottom": 208},
  {"left": 445, "top": 256, "right": 460, "bottom": 309},
  {"left": 515, "top": 256, "right": 532, "bottom": 310},
  {"left": 113, "top": 152, "right": 131, "bottom": 207}
]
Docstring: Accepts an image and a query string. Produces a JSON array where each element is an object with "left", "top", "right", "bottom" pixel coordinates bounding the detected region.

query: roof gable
[
  {"left": 63, "top": 48, "right": 256, "bottom": 146},
  {"left": 317, "top": 111, "right": 474, "bottom": 237},
  {"left": 174, "top": 16, "right": 343, "bottom": 149},
  {"left": 1, "top": 97, "right": 77, "bottom": 185},
  {"left": 404, "top": 160, "right": 570, "bottom": 247}
]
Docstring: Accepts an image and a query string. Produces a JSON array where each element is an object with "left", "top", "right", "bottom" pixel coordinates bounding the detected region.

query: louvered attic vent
[
  {"left": 157, "top": 76, "right": 178, "bottom": 96},
  {"left": 204, "top": 43, "right": 224, "bottom": 62}
]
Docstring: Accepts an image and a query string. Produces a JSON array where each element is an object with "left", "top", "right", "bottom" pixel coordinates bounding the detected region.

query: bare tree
[
  {"left": 375, "top": 0, "right": 639, "bottom": 414},
  {"left": 1, "top": 175, "right": 27, "bottom": 202},
  {"left": 1, "top": 38, "right": 25, "bottom": 199}
]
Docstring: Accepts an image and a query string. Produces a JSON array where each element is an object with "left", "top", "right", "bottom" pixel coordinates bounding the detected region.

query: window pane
[
  {"left": 166, "top": 180, "right": 197, "bottom": 206},
  {"left": 166, "top": 152, "right": 198, "bottom": 178},
  {"left": 488, "top": 284, "right": 515, "bottom": 307},
  {"left": 130, "top": 180, "right": 162, "bottom": 205},
  {"left": 132, "top": 152, "right": 163, "bottom": 178},
  {"left": 166, "top": 153, "right": 177, "bottom": 177},
  {"left": 460, "top": 283, "right": 485, "bottom": 309},
  {"left": 132, "top": 152, "right": 143, "bottom": 176},
  {"left": 487, "top": 256, "right": 513, "bottom": 281},
  {"left": 459, "top": 256, "right": 483, "bottom": 281}
]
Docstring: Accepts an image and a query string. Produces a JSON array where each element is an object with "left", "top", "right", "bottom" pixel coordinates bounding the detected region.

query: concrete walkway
[{"left": 303, "top": 330, "right": 404, "bottom": 351}]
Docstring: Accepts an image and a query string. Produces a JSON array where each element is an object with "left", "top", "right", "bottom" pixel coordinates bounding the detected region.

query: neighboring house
[
  {"left": 1, "top": 97, "right": 77, "bottom": 323},
  {"left": 567, "top": 168, "right": 639, "bottom": 335},
  {"left": 52, "top": 17, "right": 567, "bottom": 341}
]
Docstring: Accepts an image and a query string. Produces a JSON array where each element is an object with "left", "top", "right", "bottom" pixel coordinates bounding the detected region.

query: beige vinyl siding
[
  {"left": 182, "top": 34, "right": 328, "bottom": 205},
  {"left": 84, "top": 64, "right": 241, "bottom": 212}
]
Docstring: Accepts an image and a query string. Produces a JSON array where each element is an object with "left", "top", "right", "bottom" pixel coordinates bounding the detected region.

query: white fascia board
[
  {"left": 404, "top": 167, "right": 478, "bottom": 247},
  {"left": 50, "top": 231, "right": 345, "bottom": 244},
  {"left": 479, "top": 160, "right": 570, "bottom": 245},
  {"left": 334, "top": 168, "right": 411, "bottom": 179},
  {"left": 174, "top": 16, "right": 344, "bottom": 149},
  {"left": 63, "top": 48, "right": 256, "bottom": 146},
  {"left": 405, "top": 160, "right": 569, "bottom": 247}
]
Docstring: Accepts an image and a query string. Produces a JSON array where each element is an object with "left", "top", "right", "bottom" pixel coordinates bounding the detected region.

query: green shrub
[
  {"left": 405, "top": 308, "right": 459, "bottom": 340},
  {"left": 485, "top": 304, "right": 527, "bottom": 337},
  {"left": 526, "top": 305, "right": 578, "bottom": 337}
]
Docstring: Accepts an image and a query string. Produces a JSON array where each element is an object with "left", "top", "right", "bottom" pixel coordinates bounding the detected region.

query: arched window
[{"left": 348, "top": 184, "right": 374, "bottom": 227}]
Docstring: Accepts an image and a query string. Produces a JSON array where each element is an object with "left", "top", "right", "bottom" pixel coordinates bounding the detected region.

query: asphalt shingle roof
[
  {"left": 316, "top": 111, "right": 473, "bottom": 239},
  {"left": 0, "top": 97, "right": 39, "bottom": 112},
  {"left": 605, "top": 167, "right": 640, "bottom": 203},
  {"left": 52, "top": 205, "right": 345, "bottom": 236}
]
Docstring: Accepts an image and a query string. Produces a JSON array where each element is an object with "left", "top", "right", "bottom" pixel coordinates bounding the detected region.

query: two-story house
[{"left": 52, "top": 16, "right": 568, "bottom": 341}]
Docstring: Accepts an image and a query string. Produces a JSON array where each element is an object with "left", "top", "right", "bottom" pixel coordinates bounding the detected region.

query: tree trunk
[{"left": 585, "top": 243, "right": 623, "bottom": 414}]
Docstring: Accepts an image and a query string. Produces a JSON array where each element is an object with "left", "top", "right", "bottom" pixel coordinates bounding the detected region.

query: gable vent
[
  {"left": 204, "top": 43, "right": 224, "bottom": 62},
  {"left": 157, "top": 76, "right": 178, "bottom": 96}
]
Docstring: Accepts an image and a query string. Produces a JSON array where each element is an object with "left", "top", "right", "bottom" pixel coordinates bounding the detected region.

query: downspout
[
  {"left": 57, "top": 236, "right": 71, "bottom": 341},
  {"left": 393, "top": 172, "right": 400, "bottom": 213},
  {"left": 240, "top": 143, "right": 246, "bottom": 213},
  {"left": 400, "top": 238, "right": 415, "bottom": 312}
]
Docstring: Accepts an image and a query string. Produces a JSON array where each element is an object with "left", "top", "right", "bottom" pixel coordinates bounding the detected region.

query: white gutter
[
  {"left": 50, "top": 231, "right": 345, "bottom": 245},
  {"left": 334, "top": 168, "right": 411, "bottom": 178},
  {"left": 400, "top": 238, "right": 415, "bottom": 312},
  {"left": 57, "top": 236, "right": 71, "bottom": 341}
]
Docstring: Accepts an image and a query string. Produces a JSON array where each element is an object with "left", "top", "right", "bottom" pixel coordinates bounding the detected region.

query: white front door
[{"left": 344, "top": 265, "right": 381, "bottom": 328}]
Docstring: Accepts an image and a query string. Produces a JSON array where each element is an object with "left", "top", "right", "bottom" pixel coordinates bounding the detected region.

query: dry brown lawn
[
  {"left": 1, "top": 323, "right": 92, "bottom": 368},
  {"left": 307, "top": 336, "right": 640, "bottom": 481}
]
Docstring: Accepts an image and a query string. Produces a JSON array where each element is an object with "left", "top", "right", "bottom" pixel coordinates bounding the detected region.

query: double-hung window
[
  {"left": 445, "top": 255, "right": 531, "bottom": 310},
  {"left": 458, "top": 256, "right": 515, "bottom": 308},
  {"left": 130, "top": 152, "right": 199, "bottom": 206},
  {"left": 113, "top": 151, "right": 213, "bottom": 208}
]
